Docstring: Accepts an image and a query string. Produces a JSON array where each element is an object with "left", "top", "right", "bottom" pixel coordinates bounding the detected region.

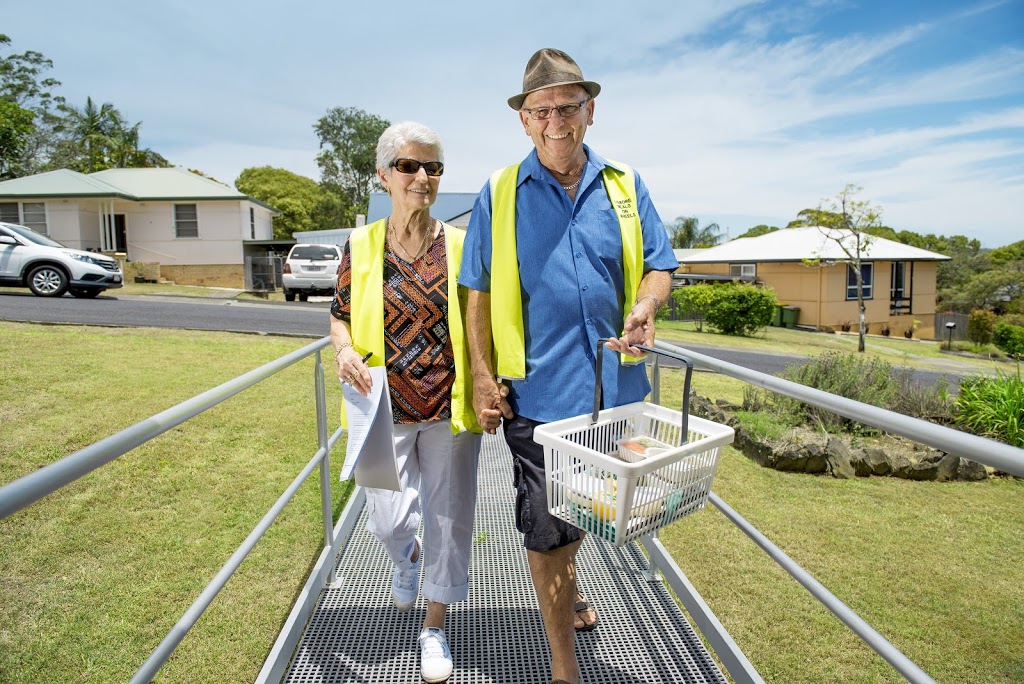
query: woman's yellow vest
[
  {"left": 489, "top": 160, "right": 644, "bottom": 379},
  {"left": 344, "top": 219, "right": 480, "bottom": 435}
]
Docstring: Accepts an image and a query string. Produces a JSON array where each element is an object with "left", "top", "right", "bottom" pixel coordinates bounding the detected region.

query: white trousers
[{"left": 365, "top": 419, "right": 481, "bottom": 605}]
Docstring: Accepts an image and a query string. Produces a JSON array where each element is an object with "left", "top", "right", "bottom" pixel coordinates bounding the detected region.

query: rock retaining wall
[{"left": 689, "top": 394, "right": 990, "bottom": 481}]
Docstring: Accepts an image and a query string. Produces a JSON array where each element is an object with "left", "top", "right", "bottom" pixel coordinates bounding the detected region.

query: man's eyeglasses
[
  {"left": 522, "top": 99, "right": 589, "bottom": 121},
  {"left": 390, "top": 158, "right": 444, "bottom": 176}
]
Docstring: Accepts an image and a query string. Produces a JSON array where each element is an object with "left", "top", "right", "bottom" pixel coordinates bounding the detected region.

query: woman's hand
[{"left": 336, "top": 347, "right": 372, "bottom": 396}]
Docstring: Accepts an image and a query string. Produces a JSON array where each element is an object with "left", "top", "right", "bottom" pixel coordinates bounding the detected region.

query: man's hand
[
  {"left": 605, "top": 296, "right": 658, "bottom": 357},
  {"left": 473, "top": 376, "right": 513, "bottom": 434}
]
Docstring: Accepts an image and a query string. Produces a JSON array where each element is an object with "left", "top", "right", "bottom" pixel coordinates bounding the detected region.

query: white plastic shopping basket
[{"left": 533, "top": 341, "right": 735, "bottom": 547}]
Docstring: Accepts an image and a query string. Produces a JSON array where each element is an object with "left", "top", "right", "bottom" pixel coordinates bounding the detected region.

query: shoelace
[
  {"left": 420, "top": 632, "right": 449, "bottom": 659},
  {"left": 395, "top": 568, "right": 416, "bottom": 590}
]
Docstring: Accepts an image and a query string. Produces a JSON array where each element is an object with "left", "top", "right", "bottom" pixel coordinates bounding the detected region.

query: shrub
[
  {"left": 743, "top": 352, "right": 901, "bottom": 433},
  {"left": 671, "top": 283, "right": 717, "bottom": 332},
  {"left": 968, "top": 309, "right": 997, "bottom": 344},
  {"left": 993, "top": 322, "right": 1024, "bottom": 358},
  {"left": 890, "top": 369, "right": 955, "bottom": 425},
  {"left": 702, "top": 283, "right": 777, "bottom": 336},
  {"left": 1001, "top": 313, "right": 1024, "bottom": 328},
  {"left": 955, "top": 365, "right": 1024, "bottom": 447}
]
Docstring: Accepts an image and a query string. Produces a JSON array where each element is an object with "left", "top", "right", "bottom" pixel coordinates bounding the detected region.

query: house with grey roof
[
  {"left": 0, "top": 168, "right": 280, "bottom": 288},
  {"left": 677, "top": 227, "right": 951, "bottom": 339}
]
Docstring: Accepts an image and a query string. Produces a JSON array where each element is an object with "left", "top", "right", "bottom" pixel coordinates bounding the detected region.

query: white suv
[
  {"left": 282, "top": 243, "right": 342, "bottom": 301},
  {"left": 0, "top": 222, "right": 124, "bottom": 298}
]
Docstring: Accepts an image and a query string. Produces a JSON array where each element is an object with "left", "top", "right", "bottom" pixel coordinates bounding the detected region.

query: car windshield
[
  {"left": 290, "top": 246, "right": 339, "bottom": 260},
  {"left": 2, "top": 222, "right": 67, "bottom": 248}
]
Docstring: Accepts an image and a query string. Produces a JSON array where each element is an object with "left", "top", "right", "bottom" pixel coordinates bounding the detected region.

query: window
[
  {"left": 847, "top": 263, "right": 873, "bottom": 300},
  {"left": 249, "top": 207, "right": 255, "bottom": 240},
  {"left": 174, "top": 204, "right": 198, "bottom": 238},
  {"left": 0, "top": 203, "right": 18, "bottom": 223},
  {"left": 0, "top": 202, "right": 48, "bottom": 234},
  {"left": 729, "top": 263, "right": 756, "bottom": 278},
  {"left": 21, "top": 202, "right": 47, "bottom": 234}
]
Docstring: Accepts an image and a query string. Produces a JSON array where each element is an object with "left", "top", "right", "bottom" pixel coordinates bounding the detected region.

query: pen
[{"left": 361, "top": 352, "right": 373, "bottom": 363}]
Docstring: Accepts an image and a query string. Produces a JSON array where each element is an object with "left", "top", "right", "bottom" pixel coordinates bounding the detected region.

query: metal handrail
[
  {"left": 645, "top": 338, "right": 1024, "bottom": 684},
  {"left": 5, "top": 333, "right": 1020, "bottom": 683},
  {"left": 0, "top": 335, "right": 340, "bottom": 683}
]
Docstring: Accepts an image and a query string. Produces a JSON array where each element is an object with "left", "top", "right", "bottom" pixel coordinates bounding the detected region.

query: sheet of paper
[{"left": 340, "top": 366, "right": 401, "bottom": 491}]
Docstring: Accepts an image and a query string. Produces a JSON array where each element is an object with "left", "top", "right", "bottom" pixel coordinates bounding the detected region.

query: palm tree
[
  {"left": 61, "top": 96, "right": 117, "bottom": 172},
  {"left": 668, "top": 216, "right": 723, "bottom": 249}
]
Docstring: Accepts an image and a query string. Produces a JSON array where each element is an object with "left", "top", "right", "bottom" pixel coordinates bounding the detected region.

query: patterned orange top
[{"left": 331, "top": 227, "right": 455, "bottom": 424}]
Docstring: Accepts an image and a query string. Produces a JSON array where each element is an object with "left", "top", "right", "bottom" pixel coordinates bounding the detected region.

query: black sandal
[{"left": 574, "top": 592, "right": 599, "bottom": 632}]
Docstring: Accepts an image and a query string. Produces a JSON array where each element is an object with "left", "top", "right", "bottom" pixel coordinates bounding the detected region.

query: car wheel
[
  {"left": 284, "top": 289, "right": 296, "bottom": 302},
  {"left": 298, "top": 292, "right": 308, "bottom": 302},
  {"left": 69, "top": 288, "right": 103, "bottom": 298},
  {"left": 27, "top": 264, "right": 69, "bottom": 297}
]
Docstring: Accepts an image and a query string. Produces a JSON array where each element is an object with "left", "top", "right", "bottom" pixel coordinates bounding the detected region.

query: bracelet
[
  {"left": 635, "top": 294, "right": 660, "bottom": 309},
  {"left": 334, "top": 342, "right": 353, "bottom": 358}
]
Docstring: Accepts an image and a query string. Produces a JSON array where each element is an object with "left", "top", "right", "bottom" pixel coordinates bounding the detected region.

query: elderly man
[{"left": 459, "top": 48, "right": 678, "bottom": 684}]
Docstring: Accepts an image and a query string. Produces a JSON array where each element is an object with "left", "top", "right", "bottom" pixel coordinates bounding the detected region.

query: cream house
[
  {"left": 0, "top": 168, "right": 280, "bottom": 287},
  {"left": 677, "top": 227, "right": 951, "bottom": 339}
]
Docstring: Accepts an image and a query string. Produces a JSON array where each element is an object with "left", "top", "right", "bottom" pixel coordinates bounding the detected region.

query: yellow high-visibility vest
[
  {"left": 345, "top": 219, "right": 479, "bottom": 434},
  {"left": 489, "top": 160, "right": 644, "bottom": 379}
]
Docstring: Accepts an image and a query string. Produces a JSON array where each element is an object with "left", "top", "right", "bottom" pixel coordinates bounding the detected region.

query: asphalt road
[{"left": 1, "top": 290, "right": 966, "bottom": 387}]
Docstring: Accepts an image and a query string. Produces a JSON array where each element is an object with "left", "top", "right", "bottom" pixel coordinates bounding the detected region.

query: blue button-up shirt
[{"left": 459, "top": 146, "right": 678, "bottom": 422}]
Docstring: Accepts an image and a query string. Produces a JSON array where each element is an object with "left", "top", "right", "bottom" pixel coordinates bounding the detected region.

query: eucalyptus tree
[
  {"left": 793, "top": 184, "right": 882, "bottom": 352},
  {"left": 313, "top": 106, "right": 390, "bottom": 224},
  {"left": 0, "top": 33, "right": 65, "bottom": 175}
]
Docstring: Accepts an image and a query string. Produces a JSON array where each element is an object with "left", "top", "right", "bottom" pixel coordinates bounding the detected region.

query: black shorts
[{"left": 503, "top": 413, "right": 581, "bottom": 552}]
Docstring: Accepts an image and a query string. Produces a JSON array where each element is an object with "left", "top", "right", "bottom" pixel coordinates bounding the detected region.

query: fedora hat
[{"left": 507, "top": 48, "right": 601, "bottom": 110}]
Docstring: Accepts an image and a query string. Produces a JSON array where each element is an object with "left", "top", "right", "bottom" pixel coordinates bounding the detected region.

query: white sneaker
[
  {"left": 391, "top": 535, "right": 421, "bottom": 611},
  {"left": 419, "top": 627, "right": 453, "bottom": 683}
]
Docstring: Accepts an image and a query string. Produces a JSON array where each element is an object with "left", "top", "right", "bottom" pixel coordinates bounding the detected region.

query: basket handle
[{"left": 594, "top": 338, "right": 693, "bottom": 439}]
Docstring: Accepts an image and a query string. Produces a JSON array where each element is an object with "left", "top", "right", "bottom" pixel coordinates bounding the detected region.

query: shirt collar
[{"left": 519, "top": 145, "right": 621, "bottom": 187}]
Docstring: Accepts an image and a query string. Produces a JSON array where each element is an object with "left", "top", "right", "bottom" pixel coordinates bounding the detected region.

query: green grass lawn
[{"left": 2, "top": 321, "right": 1021, "bottom": 683}]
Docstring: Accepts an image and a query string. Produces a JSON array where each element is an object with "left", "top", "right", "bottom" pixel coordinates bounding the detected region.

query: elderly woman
[{"left": 330, "top": 121, "right": 482, "bottom": 684}]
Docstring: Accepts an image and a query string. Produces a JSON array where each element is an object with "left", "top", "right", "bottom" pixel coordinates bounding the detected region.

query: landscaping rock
[
  {"left": 889, "top": 454, "right": 914, "bottom": 479},
  {"left": 934, "top": 452, "right": 960, "bottom": 481},
  {"left": 825, "top": 438, "right": 856, "bottom": 479},
  {"left": 774, "top": 447, "right": 808, "bottom": 472},
  {"left": 957, "top": 458, "right": 988, "bottom": 481},
  {"left": 804, "top": 443, "right": 828, "bottom": 474},
  {"left": 864, "top": 447, "right": 892, "bottom": 476}
]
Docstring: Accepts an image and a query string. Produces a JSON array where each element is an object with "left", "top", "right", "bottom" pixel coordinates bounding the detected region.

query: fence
[
  {"left": 934, "top": 312, "right": 969, "bottom": 341},
  {"left": 245, "top": 255, "right": 283, "bottom": 292}
]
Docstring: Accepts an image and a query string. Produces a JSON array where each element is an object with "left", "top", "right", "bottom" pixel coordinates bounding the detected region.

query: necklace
[
  {"left": 554, "top": 160, "right": 585, "bottom": 192},
  {"left": 388, "top": 218, "right": 434, "bottom": 262}
]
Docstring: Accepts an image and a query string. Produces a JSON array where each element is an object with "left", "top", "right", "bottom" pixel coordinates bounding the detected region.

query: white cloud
[{"left": 3, "top": 0, "right": 1021, "bottom": 247}]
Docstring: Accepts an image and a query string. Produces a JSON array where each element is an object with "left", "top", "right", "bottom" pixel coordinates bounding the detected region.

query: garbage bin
[
  {"left": 781, "top": 306, "right": 800, "bottom": 329},
  {"left": 771, "top": 304, "right": 784, "bottom": 327}
]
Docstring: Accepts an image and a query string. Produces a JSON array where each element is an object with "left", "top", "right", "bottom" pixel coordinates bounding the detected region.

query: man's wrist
[{"left": 636, "top": 294, "right": 660, "bottom": 309}]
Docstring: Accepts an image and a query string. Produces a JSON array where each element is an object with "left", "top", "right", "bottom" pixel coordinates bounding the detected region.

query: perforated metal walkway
[{"left": 281, "top": 433, "right": 726, "bottom": 684}]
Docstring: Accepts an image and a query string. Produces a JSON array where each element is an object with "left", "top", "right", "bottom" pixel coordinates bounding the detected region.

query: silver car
[
  {"left": 282, "top": 243, "right": 342, "bottom": 301},
  {"left": 0, "top": 222, "right": 124, "bottom": 298}
]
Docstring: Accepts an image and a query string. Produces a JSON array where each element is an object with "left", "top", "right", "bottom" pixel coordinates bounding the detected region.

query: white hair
[{"left": 376, "top": 121, "right": 444, "bottom": 171}]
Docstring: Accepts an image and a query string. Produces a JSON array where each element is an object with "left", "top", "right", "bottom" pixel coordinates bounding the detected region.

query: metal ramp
[{"left": 280, "top": 433, "right": 726, "bottom": 684}]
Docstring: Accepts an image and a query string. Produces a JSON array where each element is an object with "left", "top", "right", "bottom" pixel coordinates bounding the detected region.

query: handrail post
[{"left": 314, "top": 350, "right": 332, "bottom": 548}]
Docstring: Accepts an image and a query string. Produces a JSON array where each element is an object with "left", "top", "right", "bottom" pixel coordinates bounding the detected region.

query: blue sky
[{"left": 4, "top": 0, "right": 1022, "bottom": 247}]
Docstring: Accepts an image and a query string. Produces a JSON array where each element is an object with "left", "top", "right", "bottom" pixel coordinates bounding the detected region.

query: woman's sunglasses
[{"left": 391, "top": 158, "right": 444, "bottom": 177}]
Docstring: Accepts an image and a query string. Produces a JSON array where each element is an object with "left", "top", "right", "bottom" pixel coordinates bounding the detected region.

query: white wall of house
[
  {"left": 2, "top": 196, "right": 275, "bottom": 264},
  {"left": 124, "top": 200, "right": 245, "bottom": 265},
  {"left": 44, "top": 200, "right": 88, "bottom": 248}
]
